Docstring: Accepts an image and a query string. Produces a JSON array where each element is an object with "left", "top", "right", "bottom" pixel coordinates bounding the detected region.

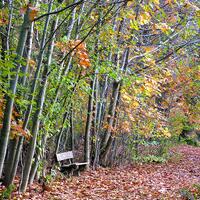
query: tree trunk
[
  {"left": 84, "top": 76, "right": 96, "bottom": 170},
  {"left": 19, "top": 2, "right": 53, "bottom": 192},
  {"left": 55, "top": 112, "right": 69, "bottom": 154},
  {"left": 3, "top": 14, "right": 35, "bottom": 186},
  {"left": 69, "top": 106, "right": 75, "bottom": 151},
  {"left": 3, "top": 0, "right": 51, "bottom": 187},
  {"left": 21, "top": 22, "right": 34, "bottom": 85},
  {"left": 100, "top": 48, "right": 129, "bottom": 165},
  {"left": 0, "top": 4, "right": 31, "bottom": 177}
]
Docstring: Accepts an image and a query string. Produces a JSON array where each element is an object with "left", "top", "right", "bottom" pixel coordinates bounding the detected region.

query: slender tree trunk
[
  {"left": 20, "top": 57, "right": 49, "bottom": 192},
  {"left": 21, "top": 22, "right": 34, "bottom": 85},
  {"left": 0, "top": 4, "right": 31, "bottom": 177},
  {"left": 28, "top": 156, "right": 39, "bottom": 184},
  {"left": 23, "top": 2, "right": 52, "bottom": 130},
  {"left": 24, "top": 1, "right": 81, "bottom": 181},
  {"left": 19, "top": 2, "right": 53, "bottom": 192},
  {"left": 101, "top": 92, "right": 121, "bottom": 165},
  {"left": 100, "top": 48, "right": 129, "bottom": 165},
  {"left": 0, "top": 22, "right": 6, "bottom": 59},
  {"left": 66, "top": 0, "right": 78, "bottom": 40},
  {"left": 55, "top": 112, "right": 69, "bottom": 154},
  {"left": 69, "top": 105, "right": 75, "bottom": 151},
  {"left": 3, "top": 138, "right": 18, "bottom": 185},
  {"left": 91, "top": 78, "right": 98, "bottom": 164},
  {"left": 64, "top": 127, "right": 70, "bottom": 150},
  {"left": 0, "top": 0, "right": 13, "bottom": 54},
  {"left": 84, "top": 75, "right": 96, "bottom": 169},
  {"left": 56, "top": 73, "right": 81, "bottom": 153},
  {"left": 101, "top": 81, "right": 121, "bottom": 149},
  {"left": 4, "top": 1, "right": 51, "bottom": 187},
  {"left": 75, "top": 2, "right": 85, "bottom": 39},
  {"left": 3, "top": 17, "right": 35, "bottom": 187},
  {"left": 93, "top": 75, "right": 109, "bottom": 168},
  {"left": 25, "top": 15, "right": 59, "bottom": 186},
  {"left": 6, "top": 0, "right": 13, "bottom": 51},
  {"left": 43, "top": 0, "right": 79, "bottom": 120},
  {"left": 0, "top": 0, "right": 13, "bottom": 183},
  {"left": 33, "top": 30, "right": 72, "bottom": 168}
]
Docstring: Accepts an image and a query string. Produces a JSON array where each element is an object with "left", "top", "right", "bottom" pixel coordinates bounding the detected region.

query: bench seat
[{"left": 56, "top": 151, "right": 88, "bottom": 176}]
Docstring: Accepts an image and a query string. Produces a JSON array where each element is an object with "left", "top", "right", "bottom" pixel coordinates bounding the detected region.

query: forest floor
[{"left": 2, "top": 145, "right": 200, "bottom": 200}]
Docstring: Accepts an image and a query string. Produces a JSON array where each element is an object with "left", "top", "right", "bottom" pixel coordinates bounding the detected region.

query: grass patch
[{"left": 180, "top": 183, "right": 200, "bottom": 200}]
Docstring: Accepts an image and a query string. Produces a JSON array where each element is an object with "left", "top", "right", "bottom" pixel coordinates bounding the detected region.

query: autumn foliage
[
  {"left": 0, "top": 99, "right": 30, "bottom": 140},
  {"left": 56, "top": 40, "right": 91, "bottom": 68},
  {"left": 0, "top": 0, "right": 199, "bottom": 197}
]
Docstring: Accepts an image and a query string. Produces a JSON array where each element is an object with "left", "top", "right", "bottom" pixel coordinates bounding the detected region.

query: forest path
[{"left": 12, "top": 145, "right": 200, "bottom": 199}]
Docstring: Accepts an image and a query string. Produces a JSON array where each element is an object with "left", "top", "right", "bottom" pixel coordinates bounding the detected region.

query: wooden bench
[{"left": 56, "top": 151, "right": 88, "bottom": 176}]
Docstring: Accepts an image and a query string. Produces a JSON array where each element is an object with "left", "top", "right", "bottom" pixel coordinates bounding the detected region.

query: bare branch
[{"left": 34, "top": 0, "right": 84, "bottom": 21}]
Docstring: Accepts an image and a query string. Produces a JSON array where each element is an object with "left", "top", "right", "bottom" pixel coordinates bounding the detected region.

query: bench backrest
[{"left": 56, "top": 151, "right": 74, "bottom": 161}]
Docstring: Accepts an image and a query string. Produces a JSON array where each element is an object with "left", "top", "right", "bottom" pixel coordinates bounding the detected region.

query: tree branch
[{"left": 34, "top": 0, "right": 84, "bottom": 21}]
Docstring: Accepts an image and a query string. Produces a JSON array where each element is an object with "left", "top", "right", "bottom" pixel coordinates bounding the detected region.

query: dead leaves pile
[{"left": 4, "top": 145, "right": 200, "bottom": 200}]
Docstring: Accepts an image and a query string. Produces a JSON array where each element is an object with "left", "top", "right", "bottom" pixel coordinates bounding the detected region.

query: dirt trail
[{"left": 9, "top": 145, "right": 200, "bottom": 199}]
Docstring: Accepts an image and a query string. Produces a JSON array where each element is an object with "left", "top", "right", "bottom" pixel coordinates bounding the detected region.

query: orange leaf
[
  {"left": 29, "top": 7, "right": 39, "bottom": 21},
  {"left": 79, "top": 59, "right": 91, "bottom": 68}
]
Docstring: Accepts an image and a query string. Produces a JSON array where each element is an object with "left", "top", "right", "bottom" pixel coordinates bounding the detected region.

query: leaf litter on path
[{"left": 4, "top": 145, "right": 200, "bottom": 200}]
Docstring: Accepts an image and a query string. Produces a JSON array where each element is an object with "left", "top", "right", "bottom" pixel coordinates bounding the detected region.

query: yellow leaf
[
  {"left": 122, "top": 93, "right": 132, "bottom": 102},
  {"left": 130, "top": 20, "right": 139, "bottom": 30},
  {"left": 28, "top": 59, "right": 36, "bottom": 67},
  {"left": 161, "top": 127, "right": 171, "bottom": 137},
  {"left": 151, "top": 24, "right": 158, "bottom": 34},
  {"left": 131, "top": 101, "right": 139, "bottom": 108},
  {"left": 127, "top": 13, "right": 136, "bottom": 20},
  {"left": 152, "top": 0, "right": 160, "bottom": 5},
  {"left": 139, "top": 12, "right": 151, "bottom": 25},
  {"left": 127, "top": 1, "right": 134, "bottom": 7},
  {"left": 155, "top": 23, "right": 172, "bottom": 34},
  {"left": 143, "top": 46, "right": 155, "bottom": 53}
]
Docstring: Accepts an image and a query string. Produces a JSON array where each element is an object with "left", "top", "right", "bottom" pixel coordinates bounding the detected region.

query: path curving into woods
[{"left": 7, "top": 145, "right": 200, "bottom": 199}]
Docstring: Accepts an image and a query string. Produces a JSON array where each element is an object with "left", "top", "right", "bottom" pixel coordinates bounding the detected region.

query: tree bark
[
  {"left": 19, "top": 2, "right": 53, "bottom": 192},
  {"left": 100, "top": 48, "right": 129, "bottom": 165},
  {"left": 3, "top": 14, "right": 35, "bottom": 187},
  {"left": 0, "top": 4, "right": 32, "bottom": 177},
  {"left": 84, "top": 75, "right": 96, "bottom": 169}
]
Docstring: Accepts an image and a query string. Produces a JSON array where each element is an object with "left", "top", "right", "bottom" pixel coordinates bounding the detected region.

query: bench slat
[
  {"left": 74, "top": 162, "right": 89, "bottom": 166},
  {"left": 62, "top": 162, "right": 88, "bottom": 167},
  {"left": 56, "top": 151, "right": 73, "bottom": 161}
]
